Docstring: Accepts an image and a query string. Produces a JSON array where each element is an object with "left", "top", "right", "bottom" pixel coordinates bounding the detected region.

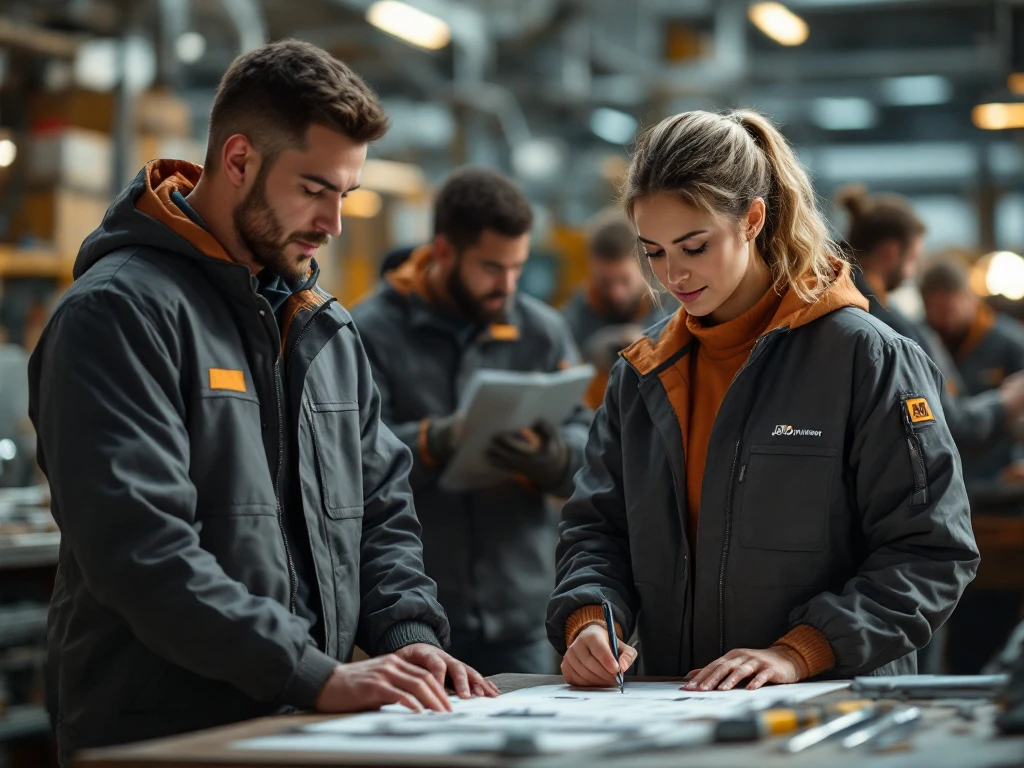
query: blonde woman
[{"left": 547, "top": 110, "right": 978, "bottom": 691}]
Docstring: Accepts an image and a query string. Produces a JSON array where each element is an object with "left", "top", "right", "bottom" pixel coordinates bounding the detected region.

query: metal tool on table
[
  {"left": 851, "top": 674, "right": 1008, "bottom": 700},
  {"left": 780, "top": 706, "right": 879, "bottom": 754},
  {"left": 995, "top": 619, "right": 1024, "bottom": 734},
  {"left": 714, "top": 701, "right": 870, "bottom": 742},
  {"left": 840, "top": 706, "right": 921, "bottom": 749}
]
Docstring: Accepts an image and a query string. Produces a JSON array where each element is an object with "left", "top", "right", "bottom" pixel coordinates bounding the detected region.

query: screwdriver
[{"left": 715, "top": 700, "right": 871, "bottom": 742}]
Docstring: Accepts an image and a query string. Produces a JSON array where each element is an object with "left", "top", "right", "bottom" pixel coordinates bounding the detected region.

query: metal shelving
[
  {"left": 0, "top": 532, "right": 60, "bottom": 571},
  {"left": 0, "top": 605, "right": 47, "bottom": 649},
  {"left": 0, "top": 704, "right": 50, "bottom": 741}
]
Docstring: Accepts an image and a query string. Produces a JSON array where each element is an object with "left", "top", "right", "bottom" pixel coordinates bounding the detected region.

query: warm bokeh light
[
  {"left": 748, "top": 3, "right": 809, "bottom": 47},
  {"left": 366, "top": 1, "right": 451, "bottom": 51},
  {"left": 972, "top": 102, "right": 1024, "bottom": 130},
  {"left": 342, "top": 189, "right": 383, "bottom": 219}
]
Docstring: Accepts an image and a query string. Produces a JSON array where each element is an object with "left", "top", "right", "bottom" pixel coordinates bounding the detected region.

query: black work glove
[
  {"left": 424, "top": 413, "right": 463, "bottom": 467},
  {"left": 485, "top": 419, "right": 570, "bottom": 491}
]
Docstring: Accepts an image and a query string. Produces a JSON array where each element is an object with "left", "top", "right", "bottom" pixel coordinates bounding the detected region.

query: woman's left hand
[{"left": 683, "top": 646, "right": 807, "bottom": 691}]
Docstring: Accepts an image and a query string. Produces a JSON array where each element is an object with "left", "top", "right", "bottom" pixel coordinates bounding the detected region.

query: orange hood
[{"left": 622, "top": 259, "right": 869, "bottom": 376}]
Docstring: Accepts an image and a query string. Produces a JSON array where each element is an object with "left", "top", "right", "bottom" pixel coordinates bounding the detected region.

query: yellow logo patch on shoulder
[
  {"left": 209, "top": 368, "right": 246, "bottom": 393},
  {"left": 488, "top": 324, "right": 520, "bottom": 341},
  {"left": 906, "top": 397, "right": 934, "bottom": 424}
]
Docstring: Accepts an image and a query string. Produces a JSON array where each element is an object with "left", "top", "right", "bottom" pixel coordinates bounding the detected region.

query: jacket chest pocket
[
  {"left": 739, "top": 444, "right": 836, "bottom": 552},
  {"left": 307, "top": 401, "right": 364, "bottom": 518}
]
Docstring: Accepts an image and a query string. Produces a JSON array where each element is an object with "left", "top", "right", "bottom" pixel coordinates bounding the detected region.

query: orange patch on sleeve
[
  {"left": 906, "top": 397, "right": 934, "bottom": 424},
  {"left": 209, "top": 368, "right": 246, "bottom": 392},
  {"left": 489, "top": 324, "right": 520, "bottom": 341}
]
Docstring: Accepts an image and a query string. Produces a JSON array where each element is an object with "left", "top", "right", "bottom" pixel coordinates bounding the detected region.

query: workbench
[{"left": 73, "top": 674, "right": 1024, "bottom": 768}]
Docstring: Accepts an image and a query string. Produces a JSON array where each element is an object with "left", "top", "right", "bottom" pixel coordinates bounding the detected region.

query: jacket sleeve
[
  {"left": 30, "top": 293, "right": 337, "bottom": 709},
  {"left": 916, "top": 324, "right": 1007, "bottom": 455},
  {"left": 941, "top": 389, "right": 1006, "bottom": 455},
  {"left": 546, "top": 315, "right": 594, "bottom": 499},
  {"left": 546, "top": 362, "right": 639, "bottom": 655},
  {"left": 350, "top": 328, "right": 451, "bottom": 654},
  {"left": 788, "top": 335, "right": 979, "bottom": 675}
]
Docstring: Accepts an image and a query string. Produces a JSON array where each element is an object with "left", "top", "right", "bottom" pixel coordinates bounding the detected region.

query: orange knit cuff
[
  {"left": 418, "top": 418, "right": 436, "bottom": 468},
  {"left": 773, "top": 625, "right": 836, "bottom": 679},
  {"left": 565, "top": 605, "right": 622, "bottom": 649}
]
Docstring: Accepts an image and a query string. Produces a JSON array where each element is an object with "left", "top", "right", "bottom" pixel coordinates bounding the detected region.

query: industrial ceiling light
[
  {"left": 748, "top": 2, "right": 808, "bottom": 47},
  {"left": 811, "top": 97, "right": 878, "bottom": 131},
  {"left": 984, "top": 251, "right": 1024, "bottom": 300},
  {"left": 175, "top": 31, "right": 206, "bottom": 64},
  {"left": 511, "top": 138, "right": 565, "bottom": 182},
  {"left": 366, "top": 1, "right": 451, "bottom": 51},
  {"left": 590, "top": 108, "right": 639, "bottom": 145},
  {"left": 881, "top": 75, "right": 952, "bottom": 107},
  {"left": 1009, "top": 74, "right": 1024, "bottom": 95},
  {"left": 0, "top": 138, "right": 17, "bottom": 169},
  {"left": 972, "top": 103, "right": 1024, "bottom": 130}
]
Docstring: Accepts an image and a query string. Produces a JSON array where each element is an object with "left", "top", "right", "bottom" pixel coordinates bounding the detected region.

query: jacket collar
[{"left": 621, "top": 259, "right": 868, "bottom": 377}]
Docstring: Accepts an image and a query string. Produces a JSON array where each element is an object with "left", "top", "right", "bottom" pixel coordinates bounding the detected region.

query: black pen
[{"left": 601, "top": 599, "right": 624, "bottom": 693}]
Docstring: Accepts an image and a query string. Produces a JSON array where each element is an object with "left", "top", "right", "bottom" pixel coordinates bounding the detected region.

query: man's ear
[
  {"left": 220, "top": 134, "right": 259, "bottom": 190},
  {"left": 433, "top": 234, "right": 456, "bottom": 269}
]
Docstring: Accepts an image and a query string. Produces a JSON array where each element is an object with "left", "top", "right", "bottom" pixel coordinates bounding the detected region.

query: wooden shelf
[{"left": 0, "top": 247, "right": 72, "bottom": 280}]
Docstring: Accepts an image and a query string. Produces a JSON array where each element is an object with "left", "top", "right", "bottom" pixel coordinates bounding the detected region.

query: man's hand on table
[
  {"left": 314, "top": 645, "right": 498, "bottom": 714},
  {"left": 394, "top": 643, "right": 500, "bottom": 699}
]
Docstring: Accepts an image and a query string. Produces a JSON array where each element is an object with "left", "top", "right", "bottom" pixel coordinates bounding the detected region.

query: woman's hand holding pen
[
  {"left": 561, "top": 624, "right": 638, "bottom": 687},
  {"left": 684, "top": 646, "right": 805, "bottom": 692}
]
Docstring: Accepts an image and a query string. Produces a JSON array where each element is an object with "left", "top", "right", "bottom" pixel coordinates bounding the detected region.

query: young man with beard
[
  {"left": 561, "top": 213, "right": 669, "bottom": 409},
  {"left": 28, "top": 40, "right": 494, "bottom": 765},
  {"left": 351, "top": 167, "right": 592, "bottom": 675}
]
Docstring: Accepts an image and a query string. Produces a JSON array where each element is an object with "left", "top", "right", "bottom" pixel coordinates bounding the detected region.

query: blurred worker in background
[
  {"left": 351, "top": 167, "right": 591, "bottom": 675},
  {"left": 921, "top": 257, "right": 1024, "bottom": 675},
  {"left": 562, "top": 212, "right": 669, "bottom": 409},
  {"left": 921, "top": 258, "right": 1024, "bottom": 484},
  {"left": 838, "top": 186, "right": 1024, "bottom": 460},
  {"left": 28, "top": 40, "right": 493, "bottom": 764}
]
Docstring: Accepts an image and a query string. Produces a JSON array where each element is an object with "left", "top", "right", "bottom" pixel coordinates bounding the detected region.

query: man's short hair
[
  {"left": 589, "top": 218, "right": 637, "bottom": 261},
  {"left": 205, "top": 39, "right": 389, "bottom": 170},
  {"left": 920, "top": 258, "right": 971, "bottom": 295},
  {"left": 433, "top": 167, "right": 533, "bottom": 251}
]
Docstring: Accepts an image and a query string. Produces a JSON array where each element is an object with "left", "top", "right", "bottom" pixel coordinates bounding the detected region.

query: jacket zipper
[
  {"left": 272, "top": 356, "right": 298, "bottom": 615},
  {"left": 906, "top": 435, "right": 928, "bottom": 505},
  {"left": 283, "top": 297, "right": 336, "bottom": 646},
  {"left": 900, "top": 398, "right": 930, "bottom": 507},
  {"left": 718, "top": 438, "right": 742, "bottom": 655},
  {"left": 256, "top": 299, "right": 299, "bottom": 617},
  {"left": 714, "top": 329, "right": 778, "bottom": 655}
]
